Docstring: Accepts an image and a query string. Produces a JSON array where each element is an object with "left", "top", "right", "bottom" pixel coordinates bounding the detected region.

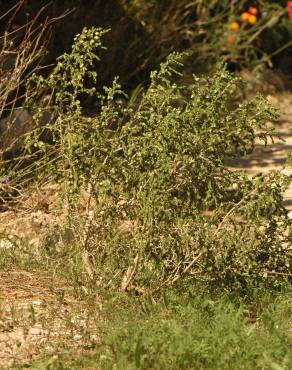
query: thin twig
[
  {"left": 263, "top": 270, "right": 292, "bottom": 277},
  {"left": 171, "top": 252, "right": 202, "bottom": 285},
  {"left": 214, "top": 188, "right": 257, "bottom": 235},
  {"left": 119, "top": 253, "right": 139, "bottom": 292},
  {"left": 80, "top": 177, "right": 97, "bottom": 282}
]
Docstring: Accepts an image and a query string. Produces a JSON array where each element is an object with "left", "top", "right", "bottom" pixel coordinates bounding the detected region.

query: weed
[{"left": 21, "top": 28, "right": 291, "bottom": 294}]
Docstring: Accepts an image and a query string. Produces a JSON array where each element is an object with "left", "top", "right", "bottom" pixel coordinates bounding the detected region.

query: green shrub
[{"left": 24, "top": 27, "right": 291, "bottom": 293}]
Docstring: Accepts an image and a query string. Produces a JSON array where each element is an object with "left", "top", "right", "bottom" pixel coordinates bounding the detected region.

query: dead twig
[
  {"left": 263, "top": 270, "right": 292, "bottom": 277},
  {"left": 119, "top": 253, "right": 139, "bottom": 292},
  {"left": 80, "top": 177, "right": 97, "bottom": 282},
  {"left": 155, "top": 252, "right": 203, "bottom": 293},
  {"left": 214, "top": 188, "right": 257, "bottom": 236},
  {"left": 171, "top": 252, "right": 202, "bottom": 285}
]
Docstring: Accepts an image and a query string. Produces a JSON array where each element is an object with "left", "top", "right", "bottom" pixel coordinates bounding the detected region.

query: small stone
[
  {"left": 32, "top": 300, "right": 42, "bottom": 306},
  {"left": 29, "top": 326, "right": 44, "bottom": 336},
  {"left": 0, "top": 239, "right": 14, "bottom": 249}
]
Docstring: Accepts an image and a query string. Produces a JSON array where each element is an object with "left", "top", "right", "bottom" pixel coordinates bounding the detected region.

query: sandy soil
[{"left": 227, "top": 92, "right": 292, "bottom": 215}]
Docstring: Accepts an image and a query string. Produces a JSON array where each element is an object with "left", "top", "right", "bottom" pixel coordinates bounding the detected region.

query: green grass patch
[{"left": 22, "top": 289, "right": 292, "bottom": 370}]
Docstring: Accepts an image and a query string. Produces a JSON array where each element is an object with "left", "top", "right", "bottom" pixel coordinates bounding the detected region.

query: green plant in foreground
[
  {"left": 23, "top": 27, "right": 291, "bottom": 294},
  {"left": 96, "top": 294, "right": 292, "bottom": 370},
  {"left": 21, "top": 291, "right": 292, "bottom": 370}
]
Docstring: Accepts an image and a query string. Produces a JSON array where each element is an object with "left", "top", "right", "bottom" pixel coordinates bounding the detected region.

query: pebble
[{"left": 0, "top": 239, "right": 15, "bottom": 249}]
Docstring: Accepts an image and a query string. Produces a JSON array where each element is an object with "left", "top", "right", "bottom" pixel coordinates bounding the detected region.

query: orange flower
[
  {"left": 248, "top": 6, "right": 258, "bottom": 16},
  {"left": 241, "top": 12, "right": 250, "bottom": 21},
  {"left": 247, "top": 14, "right": 257, "bottom": 25},
  {"left": 288, "top": 1, "right": 292, "bottom": 20},
  {"left": 230, "top": 21, "right": 240, "bottom": 31},
  {"left": 226, "top": 35, "right": 237, "bottom": 44}
]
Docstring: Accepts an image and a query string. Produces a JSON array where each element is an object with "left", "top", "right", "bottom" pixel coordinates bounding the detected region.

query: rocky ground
[{"left": 0, "top": 271, "right": 101, "bottom": 368}]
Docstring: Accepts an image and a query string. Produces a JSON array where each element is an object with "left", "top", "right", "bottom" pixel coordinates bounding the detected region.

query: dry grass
[{"left": 0, "top": 270, "right": 102, "bottom": 368}]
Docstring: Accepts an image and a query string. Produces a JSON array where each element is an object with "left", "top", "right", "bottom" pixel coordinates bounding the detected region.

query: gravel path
[{"left": 227, "top": 92, "right": 292, "bottom": 215}]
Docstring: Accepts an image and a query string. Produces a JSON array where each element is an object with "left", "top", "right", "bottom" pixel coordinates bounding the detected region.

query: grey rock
[
  {"left": 0, "top": 108, "right": 34, "bottom": 156},
  {"left": 0, "top": 108, "right": 31, "bottom": 134},
  {"left": 0, "top": 107, "right": 55, "bottom": 159}
]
